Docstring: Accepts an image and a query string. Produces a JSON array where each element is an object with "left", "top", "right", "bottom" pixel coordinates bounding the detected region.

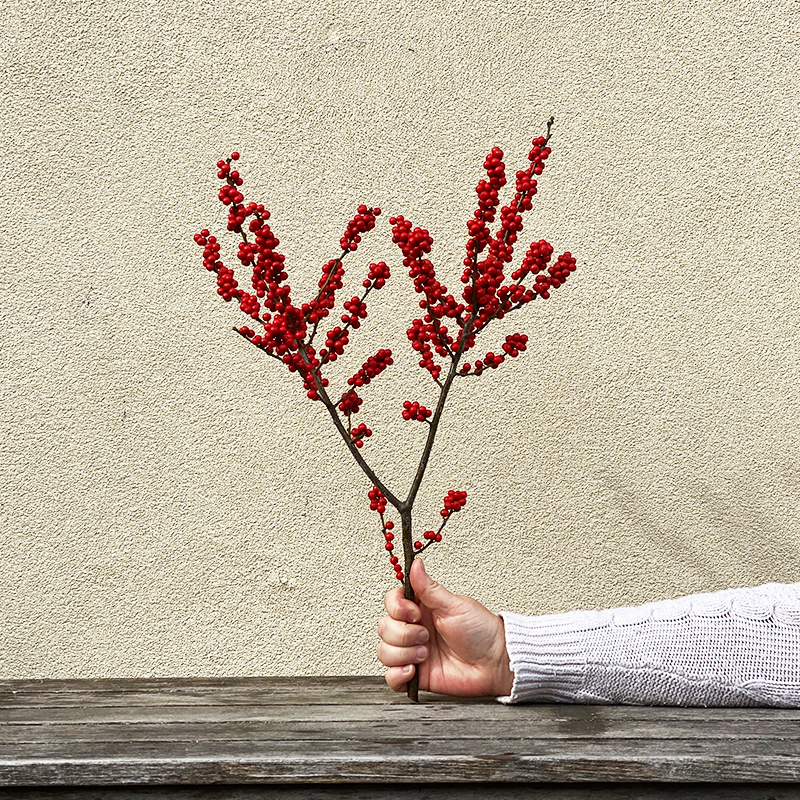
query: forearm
[{"left": 496, "top": 581, "right": 800, "bottom": 707}]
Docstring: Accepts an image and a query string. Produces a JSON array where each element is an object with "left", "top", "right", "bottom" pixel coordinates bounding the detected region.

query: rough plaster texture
[{"left": 0, "top": 0, "right": 798, "bottom": 679}]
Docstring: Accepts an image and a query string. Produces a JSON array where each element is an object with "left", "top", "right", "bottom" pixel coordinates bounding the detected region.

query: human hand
[{"left": 376, "top": 558, "right": 514, "bottom": 697}]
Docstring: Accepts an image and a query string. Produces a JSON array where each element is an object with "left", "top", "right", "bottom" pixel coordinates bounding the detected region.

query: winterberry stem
[
  {"left": 317, "top": 281, "right": 375, "bottom": 366},
  {"left": 398, "top": 318, "right": 478, "bottom": 701},
  {"left": 400, "top": 509, "right": 419, "bottom": 702},
  {"left": 233, "top": 327, "right": 285, "bottom": 361},
  {"left": 299, "top": 347, "right": 401, "bottom": 508},
  {"left": 201, "top": 125, "right": 569, "bottom": 709},
  {"left": 414, "top": 514, "right": 450, "bottom": 555},
  {"left": 404, "top": 313, "right": 475, "bottom": 511}
]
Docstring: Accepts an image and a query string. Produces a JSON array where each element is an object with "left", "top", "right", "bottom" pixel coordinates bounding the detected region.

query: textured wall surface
[{"left": 1, "top": 0, "right": 798, "bottom": 679}]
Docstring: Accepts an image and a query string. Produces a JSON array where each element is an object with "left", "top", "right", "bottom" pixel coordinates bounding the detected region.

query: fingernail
[
  {"left": 418, "top": 629, "right": 428, "bottom": 643},
  {"left": 416, "top": 646, "right": 428, "bottom": 660},
  {"left": 403, "top": 664, "right": 413, "bottom": 674}
]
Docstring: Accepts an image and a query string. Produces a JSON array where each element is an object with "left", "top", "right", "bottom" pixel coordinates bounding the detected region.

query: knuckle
[
  {"left": 384, "top": 589, "right": 401, "bottom": 615},
  {"left": 387, "top": 668, "right": 405, "bottom": 692}
]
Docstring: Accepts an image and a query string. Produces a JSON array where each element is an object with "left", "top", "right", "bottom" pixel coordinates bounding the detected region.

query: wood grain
[
  {"left": 1, "top": 785, "right": 800, "bottom": 800},
  {"left": 0, "top": 677, "right": 797, "bottom": 787}
]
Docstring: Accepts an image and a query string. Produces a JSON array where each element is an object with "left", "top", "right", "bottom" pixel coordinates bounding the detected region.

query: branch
[
  {"left": 413, "top": 511, "right": 453, "bottom": 555},
  {"left": 308, "top": 250, "right": 350, "bottom": 345},
  {"left": 298, "top": 346, "right": 402, "bottom": 509},
  {"left": 317, "top": 281, "right": 375, "bottom": 367},
  {"left": 404, "top": 312, "right": 477, "bottom": 507},
  {"left": 233, "top": 327, "right": 284, "bottom": 362},
  {"left": 423, "top": 299, "right": 455, "bottom": 359}
]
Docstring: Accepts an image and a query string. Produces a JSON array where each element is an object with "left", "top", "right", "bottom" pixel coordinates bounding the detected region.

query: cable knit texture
[{"left": 497, "top": 582, "right": 800, "bottom": 707}]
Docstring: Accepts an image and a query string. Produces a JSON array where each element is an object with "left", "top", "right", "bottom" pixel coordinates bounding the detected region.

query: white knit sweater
[{"left": 497, "top": 581, "right": 800, "bottom": 707}]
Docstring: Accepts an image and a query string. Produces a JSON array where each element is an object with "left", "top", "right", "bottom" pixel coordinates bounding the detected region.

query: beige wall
[{"left": 1, "top": 0, "right": 798, "bottom": 679}]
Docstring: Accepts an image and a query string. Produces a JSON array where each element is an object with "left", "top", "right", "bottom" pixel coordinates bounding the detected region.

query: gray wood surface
[
  {"left": 0, "top": 676, "right": 798, "bottom": 787},
  {"left": 1, "top": 785, "right": 800, "bottom": 799}
]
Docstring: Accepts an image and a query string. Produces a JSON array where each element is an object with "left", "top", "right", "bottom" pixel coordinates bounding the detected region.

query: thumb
[{"left": 410, "top": 558, "right": 460, "bottom": 614}]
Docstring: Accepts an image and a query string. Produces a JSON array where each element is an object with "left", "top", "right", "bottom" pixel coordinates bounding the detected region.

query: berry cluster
[
  {"left": 368, "top": 485, "right": 387, "bottom": 514},
  {"left": 417, "top": 530, "right": 440, "bottom": 547},
  {"left": 198, "top": 121, "right": 576, "bottom": 595},
  {"left": 322, "top": 326, "right": 349, "bottom": 362},
  {"left": 458, "top": 333, "right": 530, "bottom": 376},
  {"left": 341, "top": 205, "right": 381, "bottom": 252},
  {"left": 196, "top": 153, "right": 391, "bottom": 415},
  {"left": 464, "top": 147, "right": 506, "bottom": 275},
  {"left": 363, "top": 260, "right": 391, "bottom": 289},
  {"left": 384, "top": 120, "right": 576, "bottom": 386},
  {"left": 339, "top": 348, "right": 394, "bottom": 421},
  {"left": 342, "top": 296, "right": 368, "bottom": 328},
  {"left": 385, "top": 518, "right": 403, "bottom": 582},
  {"left": 350, "top": 423, "right": 372, "bottom": 448},
  {"left": 406, "top": 315, "right": 452, "bottom": 381},
  {"left": 401, "top": 401, "right": 432, "bottom": 422},
  {"left": 369, "top": 486, "right": 405, "bottom": 581},
  {"left": 347, "top": 349, "right": 394, "bottom": 389},
  {"left": 409, "top": 490, "right": 468, "bottom": 556},
  {"left": 503, "top": 332, "right": 528, "bottom": 357},
  {"left": 441, "top": 489, "right": 468, "bottom": 516}
]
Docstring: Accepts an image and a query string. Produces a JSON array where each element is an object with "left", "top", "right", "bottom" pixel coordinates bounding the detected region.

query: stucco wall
[{"left": 1, "top": 0, "right": 798, "bottom": 678}]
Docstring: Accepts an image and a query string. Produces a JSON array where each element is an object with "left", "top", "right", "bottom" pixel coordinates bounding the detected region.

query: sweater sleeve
[{"left": 496, "top": 581, "right": 800, "bottom": 707}]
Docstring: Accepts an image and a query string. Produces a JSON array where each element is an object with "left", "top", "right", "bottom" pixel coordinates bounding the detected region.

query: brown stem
[
  {"left": 544, "top": 115, "right": 555, "bottom": 144},
  {"left": 299, "top": 347, "right": 402, "bottom": 508},
  {"left": 396, "top": 316, "right": 479, "bottom": 705},
  {"left": 414, "top": 511, "right": 451, "bottom": 555},
  {"left": 308, "top": 207, "right": 379, "bottom": 345},
  {"left": 317, "top": 282, "right": 375, "bottom": 366},
  {"left": 404, "top": 310, "right": 476, "bottom": 509},
  {"left": 400, "top": 509, "right": 419, "bottom": 702}
]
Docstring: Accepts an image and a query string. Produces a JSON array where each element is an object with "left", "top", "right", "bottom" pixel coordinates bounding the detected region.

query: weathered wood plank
[
  {"left": 0, "top": 699, "right": 509, "bottom": 725},
  {"left": 1, "top": 679, "right": 794, "bottom": 727},
  {"left": 1, "top": 717, "right": 799, "bottom": 745},
  {"left": 1, "top": 736, "right": 799, "bottom": 783},
  {"left": 0, "top": 678, "right": 397, "bottom": 708},
  {"left": 1, "top": 732, "right": 797, "bottom": 759},
  {"left": 1, "top": 784, "right": 800, "bottom": 800},
  {"left": 1, "top": 678, "right": 797, "bottom": 787},
  {"left": 3, "top": 689, "right": 797, "bottom": 723},
  {"left": 2, "top": 701, "right": 798, "bottom": 733},
  {"left": 0, "top": 677, "right": 387, "bottom": 699}
]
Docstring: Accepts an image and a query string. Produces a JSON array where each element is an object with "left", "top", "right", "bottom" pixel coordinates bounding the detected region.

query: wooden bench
[{"left": 1, "top": 676, "right": 798, "bottom": 799}]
